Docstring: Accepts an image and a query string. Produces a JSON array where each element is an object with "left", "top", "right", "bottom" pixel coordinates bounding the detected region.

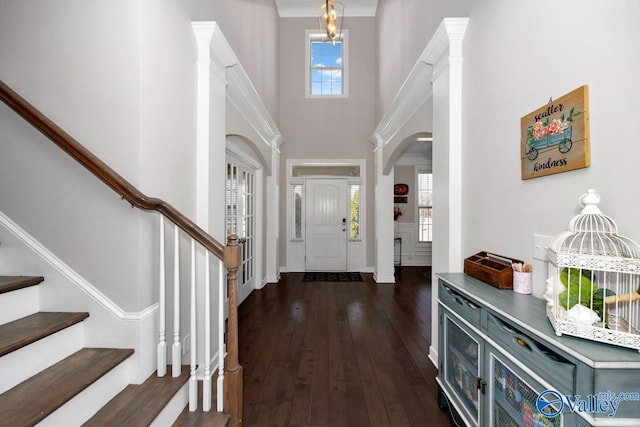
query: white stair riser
[
  {"left": 0, "top": 322, "right": 84, "bottom": 394},
  {"left": 36, "top": 356, "right": 132, "bottom": 427},
  {"left": 0, "top": 285, "right": 38, "bottom": 324},
  {"left": 150, "top": 382, "right": 189, "bottom": 427}
]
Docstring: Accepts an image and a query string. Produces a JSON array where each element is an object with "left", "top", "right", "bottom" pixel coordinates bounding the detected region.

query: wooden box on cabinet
[{"left": 463, "top": 252, "right": 523, "bottom": 289}]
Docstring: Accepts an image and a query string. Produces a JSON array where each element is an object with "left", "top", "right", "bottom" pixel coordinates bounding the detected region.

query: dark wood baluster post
[{"left": 223, "top": 235, "right": 243, "bottom": 426}]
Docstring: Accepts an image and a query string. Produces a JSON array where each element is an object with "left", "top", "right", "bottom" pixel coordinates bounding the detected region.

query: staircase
[
  {"left": 0, "top": 276, "right": 230, "bottom": 426},
  {"left": 0, "top": 80, "right": 242, "bottom": 426}
]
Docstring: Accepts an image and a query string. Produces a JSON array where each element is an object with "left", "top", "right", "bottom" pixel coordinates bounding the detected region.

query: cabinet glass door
[
  {"left": 490, "top": 351, "right": 562, "bottom": 427},
  {"left": 443, "top": 313, "right": 481, "bottom": 425}
]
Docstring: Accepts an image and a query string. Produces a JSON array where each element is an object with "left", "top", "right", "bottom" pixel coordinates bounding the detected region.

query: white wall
[
  {"left": 375, "top": 0, "right": 471, "bottom": 120},
  {"left": 209, "top": 1, "right": 281, "bottom": 123},
  {"left": 0, "top": 0, "right": 280, "bottom": 310},
  {"left": 461, "top": 0, "right": 640, "bottom": 297},
  {"left": 0, "top": 0, "right": 147, "bottom": 311}
]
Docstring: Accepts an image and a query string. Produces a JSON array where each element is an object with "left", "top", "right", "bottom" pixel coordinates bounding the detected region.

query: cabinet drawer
[
  {"left": 439, "top": 281, "right": 482, "bottom": 328},
  {"left": 486, "top": 312, "right": 575, "bottom": 395}
]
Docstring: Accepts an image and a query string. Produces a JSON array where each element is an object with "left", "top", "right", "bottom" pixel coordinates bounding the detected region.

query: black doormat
[{"left": 302, "top": 272, "right": 363, "bottom": 282}]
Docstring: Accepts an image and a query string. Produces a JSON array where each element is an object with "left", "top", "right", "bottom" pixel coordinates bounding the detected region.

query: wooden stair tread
[
  {"left": 0, "top": 311, "right": 89, "bottom": 357},
  {"left": 83, "top": 366, "right": 190, "bottom": 426},
  {"left": 0, "top": 275, "right": 44, "bottom": 294},
  {"left": 0, "top": 347, "right": 134, "bottom": 426},
  {"left": 172, "top": 375, "right": 230, "bottom": 427},
  {"left": 172, "top": 410, "right": 231, "bottom": 427}
]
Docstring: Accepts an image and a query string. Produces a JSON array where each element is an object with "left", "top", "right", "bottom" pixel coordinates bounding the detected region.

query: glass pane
[
  {"left": 292, "top": 165, "right": 360, "bottom": 177},
  {"left": 226, "top": 163, "right": 232, "bottom": 218},
  {"left": 419, "top": 207, "right": 432, "bottom": 242},
  {"left": 418, "top": 173, "right": 433, "bottom": 206},
  {"left": 445, "top": 317, "right": 480, "bottom": 422},
  {"left": 492, "top": 355, "right": 561, "bottom": 427},
  {"left": 231, "top": 166, "right": 237, "bottom": 222},
  {"left": 350, "top": 185, "right": 360, "bottom": 239},
  {"left": 311, "top": 42, "right": 324, "bottom": 67},
  {"left": 311, "top": 69, "right": 323, "bottom": 83},
  {"left": 292, "top": 184, "right": 303, "bottom": 239},
  {"left": 325, "top": 42, "right": 342, "bottom": 64},
  {"left": 310, "top": 37, "right": 343, "bottom": 95},
  {"left": 418, "top": 173, "right": 433, "bottom": 242}
]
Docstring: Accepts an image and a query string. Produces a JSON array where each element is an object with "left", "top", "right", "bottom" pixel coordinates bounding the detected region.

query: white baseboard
[
  {"left": 373, "top": 273, "right": 396, "bottom": 283},
  {"left": 428, "top": 345, "right": 438, "bottom": 369},
  {"left": 265, "top": 274, "right": 281, "bottom": 283},
  {"left": 280, "top": 266, "right": 375, "bottom": 274}
]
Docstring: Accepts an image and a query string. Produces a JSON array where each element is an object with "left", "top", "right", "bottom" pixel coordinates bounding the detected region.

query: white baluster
[
  {"left": 189, "top": 239, "right": 197, "bottom": 410},
  {"left": 172, "top": 225, "right": 181, "bottom": 377},
  {"left": 203, "top": 252, "right": 212, "bottom": 411},
  {"left": 217, "top": 258, "right": 225, "bottom": 412},
  {"left": 157, "top": 215, "right": 166, "bottom": 377}
]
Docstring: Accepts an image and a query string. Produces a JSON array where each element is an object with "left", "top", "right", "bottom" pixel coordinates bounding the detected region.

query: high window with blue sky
[{"left": 305, "top": 30, "right": 348, "bottom": 98}]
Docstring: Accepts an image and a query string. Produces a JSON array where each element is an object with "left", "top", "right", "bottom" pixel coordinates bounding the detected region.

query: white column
[
  {"left": 373, "top": 136, "right": 396, "bottom": 283},
  {"left": 192, "top": 22, "right": 215, "bottom": 232},
  {"left": 265, "top": 139, "right": 282, "bottom": 283},
  {"left": 192, "top": 22, "right": 231, "bottom": 243},
  {"left": 191, "top": 22, "right": 230, "bottom": 399},
  {"left": 429, "top": 18, "right": 468, "bottom": 366}
]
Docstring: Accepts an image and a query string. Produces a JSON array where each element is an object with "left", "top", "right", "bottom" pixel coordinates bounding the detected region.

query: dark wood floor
[{"left": 238, "top": 267, "right": 454, "bottom": 427}]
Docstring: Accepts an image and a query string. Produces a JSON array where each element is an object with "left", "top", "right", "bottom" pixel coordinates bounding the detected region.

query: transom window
[{"left": 305, "top": 30, "right": 348, "bottom": 98}]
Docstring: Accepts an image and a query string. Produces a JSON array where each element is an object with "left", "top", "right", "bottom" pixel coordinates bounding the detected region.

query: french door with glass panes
[{"left": 225, "top": 158, "right": 256, "bottom": 305}]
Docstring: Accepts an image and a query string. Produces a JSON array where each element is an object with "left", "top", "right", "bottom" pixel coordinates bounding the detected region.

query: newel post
[{"left": 224, "top": 235, "right": 243, "bottom": 426}]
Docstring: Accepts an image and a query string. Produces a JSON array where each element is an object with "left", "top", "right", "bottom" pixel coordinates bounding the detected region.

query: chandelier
[{"left": 318, "top": 0, "right": 344, "bottom": 45}]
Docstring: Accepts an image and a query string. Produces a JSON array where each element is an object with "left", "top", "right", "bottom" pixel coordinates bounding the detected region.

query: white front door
[
  {"left": 305, "top": 178, "right": 347, "bottom": 271},
  {"left": 225, "top": 159, "right": 256, "bottom": 304}
]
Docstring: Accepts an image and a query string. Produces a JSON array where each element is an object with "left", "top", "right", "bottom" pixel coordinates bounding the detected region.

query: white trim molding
[{"left": 284, "top": 158, "right": 366, "bottom": 274}]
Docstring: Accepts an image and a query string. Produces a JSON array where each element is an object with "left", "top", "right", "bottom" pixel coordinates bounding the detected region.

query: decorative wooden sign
[
  {"left": 521, "top": 85, "right": 590, "bottom": 180},
  {"left": 394, "top": 183, "right": 409, "bottom": 195}
]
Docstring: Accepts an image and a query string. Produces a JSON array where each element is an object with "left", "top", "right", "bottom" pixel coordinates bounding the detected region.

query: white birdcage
[{"left": 544, "top": 189, "right": 640, "bottom": 352}]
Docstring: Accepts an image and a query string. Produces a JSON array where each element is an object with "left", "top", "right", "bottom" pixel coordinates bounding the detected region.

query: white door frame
[{"left": 284, "top": 159, "right": 366, "bottom": 273}]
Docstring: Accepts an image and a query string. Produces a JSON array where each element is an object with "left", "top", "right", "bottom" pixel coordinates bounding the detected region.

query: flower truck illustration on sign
[{"left": 521, "top": 85, "right": 590, "bottom": 179}]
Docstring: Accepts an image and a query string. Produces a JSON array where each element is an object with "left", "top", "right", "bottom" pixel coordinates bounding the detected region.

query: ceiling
[{"left": 275, "top": 0, "right": 379, "bottom": 18}]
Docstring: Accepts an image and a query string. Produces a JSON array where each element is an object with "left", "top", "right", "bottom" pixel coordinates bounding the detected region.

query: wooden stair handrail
[{"left": 0, "top": 80, "right": 224, "bottom": 260}]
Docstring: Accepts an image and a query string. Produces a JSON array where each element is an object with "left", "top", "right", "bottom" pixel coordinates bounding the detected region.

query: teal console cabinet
[{"left": 436, "top": 273, "right": 640, "bottom": 427}]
